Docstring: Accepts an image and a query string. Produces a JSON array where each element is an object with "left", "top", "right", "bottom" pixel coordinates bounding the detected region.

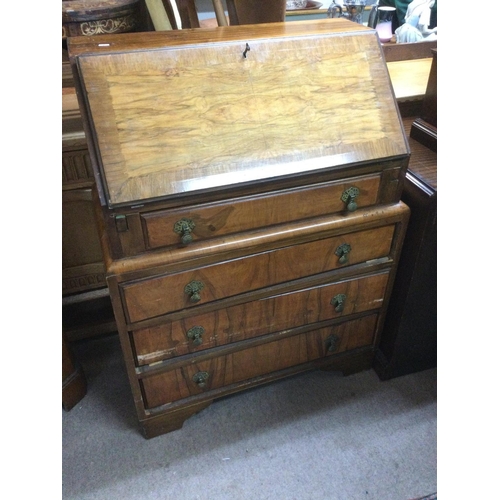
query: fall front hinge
[{"left": 114, "top": 214, "right": 129, "bottom": 232}]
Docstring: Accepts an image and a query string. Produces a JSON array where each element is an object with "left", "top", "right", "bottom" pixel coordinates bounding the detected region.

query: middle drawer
[
  {"left": 131, "top": 271, "right": 390, "bottom": 366},
  {"left": 121, "top": 224, "right": 395, "bottom": 323}
]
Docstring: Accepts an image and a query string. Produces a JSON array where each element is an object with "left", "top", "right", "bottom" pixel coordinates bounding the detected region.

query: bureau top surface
[{"left": 69, "top": 19, "right": 409, "bottom": 208}]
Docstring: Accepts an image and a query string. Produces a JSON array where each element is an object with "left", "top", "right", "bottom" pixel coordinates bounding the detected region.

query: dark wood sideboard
[
  {"left": 62, "top": 332, "right": 87, "bottom": 410},
  {"left": 374, "top": 115, "right": 436, "bottom": 379},
  {"left": 62, "top": 52, "right": 118, "bottom": 342},
  {"left": 374, "top": 49, "right": 437, "bottom": 379}
]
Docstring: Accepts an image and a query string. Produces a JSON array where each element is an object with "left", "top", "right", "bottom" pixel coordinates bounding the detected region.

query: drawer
[
  {"left": 141, "top": 175, "right": 381, "bottom": 250},
  {"left": 122, "top": 225, "right": 395, "bottom": 323},
  {"left": 140, "top": 313, "right": 378, "bottom": 409},
  {"left": 132, "top": 271, "right": 390, "bottom": 365}
]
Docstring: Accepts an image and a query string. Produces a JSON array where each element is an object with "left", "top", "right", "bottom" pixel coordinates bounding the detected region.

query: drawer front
[
  {"left": 140, "top": 314, "right": 378, "bottom": 409},
  {"left": 142, "top": 176, "right": 380, "bottom": 250},
  {"left": 122, "top": 225, "right": 395, "bottom": 323},
  {"left": 132, "top": 271, "right": 389, "bottom": 365}
]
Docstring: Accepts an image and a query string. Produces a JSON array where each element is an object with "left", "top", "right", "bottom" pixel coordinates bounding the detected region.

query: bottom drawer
[{"left": 140, "top": 314, "right": 378, "bottom": 409}]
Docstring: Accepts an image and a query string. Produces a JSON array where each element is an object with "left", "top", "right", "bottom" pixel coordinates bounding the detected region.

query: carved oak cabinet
[{"left": 68, "top": 19, "right": 410, "bottom": 438}]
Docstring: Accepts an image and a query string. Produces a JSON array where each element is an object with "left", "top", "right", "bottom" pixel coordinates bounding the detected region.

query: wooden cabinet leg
[
  {"left": 62, "top": 332, "right": 87, "bottom": 411},
  {"left": 320, "top": 349, "right": 373, "bottom": 376},
  {"left": 140, "top": 400, "right": 213, "bottom": 438}
]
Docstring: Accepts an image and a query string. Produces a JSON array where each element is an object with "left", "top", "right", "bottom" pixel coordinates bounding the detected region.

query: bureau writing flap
[{"left": 69, "top": 19, "right": 409, "bottom": 208}]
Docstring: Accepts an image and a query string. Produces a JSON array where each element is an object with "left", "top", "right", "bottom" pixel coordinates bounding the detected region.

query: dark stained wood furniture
[
  {"left": 226, "top": 0, "right": 286, "bottom": 25},
  {"left": 61, "top": 0, "right": 153, "bottom": 339},
  {"left": 410, "top": 48, "right": 437, "bottom": 152},
  {"left": 382, "top": 39, "right": 437, "bottom": 63},
  {"left": 62, "top": 0, "right": 145, "bottom": 38},
  {"left": 62, "top": 58, "right": 117, "bottom": 341},
  {"left": 68, "top": 19, "right": 411, "bottom": 437},
  {"left": 62, "top": 101, "right": 107, "bottom": 297},
  {"left": 168, "top": 0, "right": 287, "bottom": 28},
  {"left": 170, "top": 0, "right": 201, "bottom": 28},
  {"left": 374, "top": 47, "right": 437, "bottom": 380},
  {"left": 383, "top": 39, "right": 437, "bottom": 118},
  {"left": 63, "top": 332, "right": 87, "bottom": 410},
  {"left": 374, "top": 116, "right": 436, "bottom": 379}
]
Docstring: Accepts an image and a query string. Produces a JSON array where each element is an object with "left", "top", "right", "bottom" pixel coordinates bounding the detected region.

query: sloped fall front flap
[{"left": 71, "top": 20, "right": 409, "bottom": 207}]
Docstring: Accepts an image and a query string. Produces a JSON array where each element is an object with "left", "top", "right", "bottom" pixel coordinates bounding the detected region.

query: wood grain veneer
[
  {"left": 69, "top": 20, "right": 411, "bottom": 437},
  {"left": 69, "top": 19, "right": 407, "bottom": 207}
]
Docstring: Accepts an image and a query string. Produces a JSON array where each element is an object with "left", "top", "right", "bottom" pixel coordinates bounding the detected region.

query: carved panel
[
  {"left": 62, "top": 149, "right": 94, "bottom": 188},
  {"left": 62, "top": 0, "right": 141, "bottom": 39},
  {"left": 64, "top": 15, "right": 137, "bottom": 37},
  {"left": 63, "top": 271, "right": 107, "bottom": 295},
  {"left": 63, "top": 189, "right": 106, "bottom": 295}
]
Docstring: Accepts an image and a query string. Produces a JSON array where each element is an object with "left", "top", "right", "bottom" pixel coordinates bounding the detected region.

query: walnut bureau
[{"left": 68, "top": 19, "right": 410, "bottom": 438}]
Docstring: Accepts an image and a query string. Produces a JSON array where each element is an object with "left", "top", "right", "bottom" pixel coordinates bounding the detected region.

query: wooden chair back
[
  {"left": 162, "top": 0, "right": 287, "bottom": 29},
  {"left": 226, "top": 0, "right": 286, "bottom": 25}
]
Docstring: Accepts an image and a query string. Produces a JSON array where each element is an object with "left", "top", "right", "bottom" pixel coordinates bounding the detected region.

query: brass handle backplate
[
  {"left": 184, "top": 280, "right": 205, "bottom": 303},
  {"left": 326, "top": 334, "right": 340, "bottom": 353},
  {"left": 335, "top": 243, "right": 351, "bottom": 264},
  {"left": 341, "top": 186, "right": 360, "bottom": 212},
  {"left": 331, "top": 293, "right": 346, "bottom": 313},
  {"left": 187, "top": 326, "right": 205, "bottom": 346},
  {"left": 174, "top": 218, "right": 195, "bottom": 246},
  {"left": 193, "top": 371, "right": 209, "bottom": 388}
]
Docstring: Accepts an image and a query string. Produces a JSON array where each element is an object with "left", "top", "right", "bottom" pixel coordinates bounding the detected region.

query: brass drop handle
[
  {"left": 193, "top": 371, "right": 209, "bottom": 388},
  {"left": 326, "top": 334, "right": 340, "bottom": 353},
  {"left": 187, "top": 326, "right": 205, "bottom": 346},
  {"left": 174, "top": 218, "right": 196, "bottom": 246},
  {"left": 184, "top": 280, "right": 205, "bottom": 303},
  {"left": 331, "top": 293, "right": 346, "bottom": 313},
  {"left": 341, "top": 186, "right": 360, "bottom": 212},
  {"left": 335, "top": 243, "right": 351, "bottom": 264}
]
